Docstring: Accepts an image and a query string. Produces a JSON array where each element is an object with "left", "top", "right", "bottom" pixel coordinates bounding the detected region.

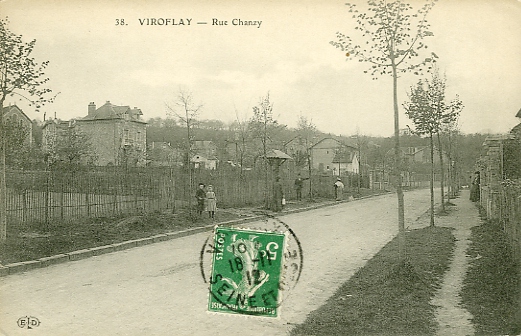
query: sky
[{"left": 1, "top": 0, "right": 520, "bottom": 137}]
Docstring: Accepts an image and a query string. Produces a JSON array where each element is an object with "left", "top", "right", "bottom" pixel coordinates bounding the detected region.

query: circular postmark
[{"left": 199, "top": 215, "right": 303, "bottom": 317}]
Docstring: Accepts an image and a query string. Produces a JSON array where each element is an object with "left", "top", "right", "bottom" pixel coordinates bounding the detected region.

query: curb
[
  {"left": 0, "top": 191, "right": 395, "bottom": 278},
  {"left": 0, "top": 215, "right": 263, "bottom": 278}
]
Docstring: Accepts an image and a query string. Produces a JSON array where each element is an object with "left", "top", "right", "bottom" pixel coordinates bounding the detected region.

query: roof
[
  {"left": 82, "top": 101, "right": 145, "bottom": 123},
  {"left": 265, "top": 149, "right": 292, "bottom": 160},
  {"left": 332, "top": 152, "right": 353, "bottom": 163},
  {"left": 310, "top": 137, "right": 357, "bottom": 150},
  {"left": 42, "top": 118, "right": 70, "bottom": 130},
  {"left": 193, "top": 140, "right": 216, "bottom": 149},
  {"left": 2, "top": 104, "right": 32, "bottom": 123},
  {"left": 511, "top": 123, "right": 521, "bottom": 135},
  {"left": 516, "top": 108, "right": 521, "bottom": 118}
]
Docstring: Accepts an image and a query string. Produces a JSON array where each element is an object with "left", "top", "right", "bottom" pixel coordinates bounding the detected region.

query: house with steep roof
[
  {"left": 310, "top": 137, "right": 358, "bottom": 175},
  {"left": 42, "top": 118, "right": 69, "bottom": 154},
  {"left": 2, "top": 104, "right": 33, "bottom": 146},
  {"left": 76, "top": 101, "right": 147, "bottom": 166},
  {"left": 191, "top": 154, "right": 218, "bottom": 170},
  {"left": 190, "top": 140, "right": 219, "bottom": 169},
  {"left": 332, "top": 150, "right": 359, "bottom": 174},
  {"left": 404, "top": 146, "right": 448, "bottom": 164}
]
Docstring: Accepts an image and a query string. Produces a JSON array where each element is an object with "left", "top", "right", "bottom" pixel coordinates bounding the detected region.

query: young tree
[
  {"left": 0, "top": 18, "right": 55, "bottom": 240},
  {"left": 249, "top": 93, "right": 278, "bottom": 208},
  {"left": 331, "top": 0, "right": 438, "bottom": 261},
  {"left": 404, "top": 73, "right": 462, "bottom": 226},
  {"left": 442, "top": 120, "right": 460, "bottom": 199},
  {"left": 296, "top": 116, "right": 318, "bottom": 199},
  {"left": 45, "top": 126, "right": 97, "bottom": 168},
  {"left": 3, "top": 118, "right": 29, "bottom": 167},
  {"left": 229, "top": 108, "right": 253, "bottom": 175},
  {"left": 166, "top": 88, "right": 202, "bottom": 218}
]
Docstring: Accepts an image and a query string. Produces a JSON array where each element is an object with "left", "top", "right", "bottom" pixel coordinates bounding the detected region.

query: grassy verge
[
  {"left": 461, "top": 219, "right": 520, "bottom": 335},
  {"left": 0, "top": 189, "right": 393, "bottom": 265},
  {"left": 291, "top": 226, "right": 455, "bottom": 336},
  {"left": 0, "top": 208, "right": 242, "bottom": 265}
]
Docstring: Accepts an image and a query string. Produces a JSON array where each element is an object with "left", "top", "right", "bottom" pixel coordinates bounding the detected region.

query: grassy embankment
[
  {"left": 461, "top": 218, "right": 520, "bottom": 335},
  {"left": 292, "top": 226, "right": 455, "bottom": 336}
]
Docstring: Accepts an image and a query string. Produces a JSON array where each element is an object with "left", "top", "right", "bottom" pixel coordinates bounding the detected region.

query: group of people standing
[
  {"left": 294, "top": 173, "right": 345, "bottom": 201},
  {"left": 195, "top": 175, "right": 347, "bottom": 218},
  {"left": 195, "top": 183, "right": 217, "bottom": 219}
]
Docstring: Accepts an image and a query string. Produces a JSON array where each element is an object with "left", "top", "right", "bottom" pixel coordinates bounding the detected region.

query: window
[{"left": 124, "top": 129, "right": 130, "bottom": 144}]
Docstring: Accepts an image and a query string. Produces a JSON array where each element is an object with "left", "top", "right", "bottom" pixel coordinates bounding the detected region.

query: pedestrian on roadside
[
  {"left": 469, "top": 171, "right": 480, "bottom": 202},
  {"left": 294, "top": 173, "right": 309, "bottom": 201},
  {"left": 334, "top": 177, "right": 344, "bottom": 201},
  {"left": 273, "top": 176, "right": 284, "bottom": 212},
  {"left": 195, "top": 183, "right": 206, "bottom": 216},
  {"left": 206, "top": 185, "right": 217, "bottom": 219}
]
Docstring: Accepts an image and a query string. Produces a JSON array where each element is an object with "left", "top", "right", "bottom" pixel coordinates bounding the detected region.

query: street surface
[{"left": 0, "top": 189, "right": 436, "bottom": 336}]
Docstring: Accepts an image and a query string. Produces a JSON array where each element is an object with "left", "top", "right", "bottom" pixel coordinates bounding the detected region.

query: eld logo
[{"left": 17, "top": 316, "right": 40, "bottom": 329}]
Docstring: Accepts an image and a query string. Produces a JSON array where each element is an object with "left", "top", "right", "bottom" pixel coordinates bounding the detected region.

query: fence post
[
  {"left": 45, "top": 172, "right": 50, "bottom": 228},
  {"left": 59, "top": 183, "right": 64, "bottom": 220},
  {"left": 86, "top": 192, "right": 90, "bottom": 217},
  {"left": 22, "top": 188, "right": 27, "bottom": 223}
]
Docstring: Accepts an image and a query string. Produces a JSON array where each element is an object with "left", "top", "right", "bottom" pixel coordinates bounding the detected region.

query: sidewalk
[{"left": 430, "top": 190, "right": 478, "bottom": 335}]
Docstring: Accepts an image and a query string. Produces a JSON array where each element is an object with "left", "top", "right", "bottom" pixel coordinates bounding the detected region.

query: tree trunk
[
  {"left": 429, "top": 133, "right": 435, "bottom": 227},
  {"left": 186, "top": 119, "right": 193, "bottom": 218},
  {"left": 391, "top": 62, "right": 406, "bottom": 262},
  {"left": 307, "top": 148, "right": 313, "bottom": 200},
  {"left": 0, "top": 99, "right": 6, "bottom": 240},
  {"left": 436, "top": 132, "right": 445, "bottom": 212}
]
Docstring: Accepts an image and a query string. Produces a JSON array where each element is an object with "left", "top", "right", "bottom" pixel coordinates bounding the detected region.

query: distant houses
[
  {"left": 2, "top": 104, "right": 33, "bottom": 146},
  {"left": 42, "top": 101, "right": 147, "bottom": 166},
  {"left": 310, "top": 138, "right": 359, "bottom": 175}
]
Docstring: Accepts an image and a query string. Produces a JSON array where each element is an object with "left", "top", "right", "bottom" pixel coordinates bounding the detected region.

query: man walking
[{"left": 294, "top": 173, "right": 309, "bottom": 201}]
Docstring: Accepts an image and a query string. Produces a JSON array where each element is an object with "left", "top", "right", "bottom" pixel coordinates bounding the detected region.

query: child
[
  {"left": 195, "top": 183, "right": 206, "bottom": 216},
  {"left": 206, "top": 185, "right": 217, "bottom": 219}
]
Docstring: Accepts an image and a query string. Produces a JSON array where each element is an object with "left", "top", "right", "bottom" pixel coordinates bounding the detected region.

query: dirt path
[{"left": 431, "top": 190, "right": 478, "bottom": 336}]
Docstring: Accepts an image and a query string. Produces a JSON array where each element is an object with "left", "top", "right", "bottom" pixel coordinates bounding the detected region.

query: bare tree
[
  {"left": 249, "top": 93, "right": 278, "bottom": 208},
  {"left": 331, "top": 0, "right": 438, "bottom": 262},
  {"left": 229, "top": 108, "right": 252, "bottom": 176},
  {"left": 296, "top": 116, "right": 318, "bottom": 200},
  {"left": 0, "top": 18, "right": 55, "bottom": 240},
  {"left": 166, "top": 88, "right": 202, "bottom": 218}
]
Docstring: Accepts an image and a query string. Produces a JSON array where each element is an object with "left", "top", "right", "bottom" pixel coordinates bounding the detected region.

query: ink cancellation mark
[{"left": 200, "top": 216, "right": 303, "bottom": 318}]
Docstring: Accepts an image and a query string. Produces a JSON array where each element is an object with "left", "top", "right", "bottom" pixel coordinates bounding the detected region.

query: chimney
[{"left": 88, "top": 102, "right": 96, "bottom": 116}]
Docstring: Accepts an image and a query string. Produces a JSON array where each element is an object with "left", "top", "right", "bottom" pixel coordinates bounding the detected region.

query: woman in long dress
[
  {"left": 469, "top": 171, "right": 480, "bottom": 202},
  {"left": 206, "top": 185, "right": 217, "bottom": 219}
]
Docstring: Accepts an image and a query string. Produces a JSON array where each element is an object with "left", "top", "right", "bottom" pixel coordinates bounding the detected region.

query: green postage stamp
[{"left": 207, "top": 226, "right": 286, "bottom": 317}]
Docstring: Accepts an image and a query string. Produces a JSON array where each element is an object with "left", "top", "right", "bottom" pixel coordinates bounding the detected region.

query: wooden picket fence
[{"left": 6, "top": 165, "right": 433, "bottom": 227}]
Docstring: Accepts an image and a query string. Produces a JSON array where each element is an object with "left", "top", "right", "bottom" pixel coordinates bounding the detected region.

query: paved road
[{"left": 0, "top": 189, "right": 436, "bottom": 336}]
